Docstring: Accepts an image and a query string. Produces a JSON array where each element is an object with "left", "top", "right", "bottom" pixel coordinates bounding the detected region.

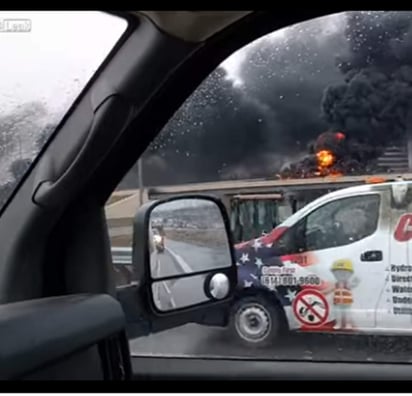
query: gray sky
[
  {"left": 0, "top": 11, "right": 347, "bottom": 116},
  {"left": 222, "top": 12, "right": 348, "bottom": 86},
  {"left": 0, "top": 11, "right": 126, "bottom": 114}
]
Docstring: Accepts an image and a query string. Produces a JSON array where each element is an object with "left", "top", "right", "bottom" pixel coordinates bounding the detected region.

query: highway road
[
  {"left": 151, "top": 238, "right": 230, "bottom": 311},
  {"left": 153, "top": 238, "right": 230, "bottom": 276}
]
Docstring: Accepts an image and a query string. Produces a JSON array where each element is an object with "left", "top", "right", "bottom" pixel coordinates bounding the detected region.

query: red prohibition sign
[{"left": 292, "top": 289, "right": 329, "bottom": 327}]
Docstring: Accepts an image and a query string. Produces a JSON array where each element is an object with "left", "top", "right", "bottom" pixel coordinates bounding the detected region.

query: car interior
[{"left": 0, "top": 10, "right": 411, "bottom": 384}]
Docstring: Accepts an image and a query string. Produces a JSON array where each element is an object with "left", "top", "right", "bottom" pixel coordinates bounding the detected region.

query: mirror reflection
[
  {"left": 149, "top": 198, "right": 232, "bottom": 279},
  {"left": 151, "top": 272, "right": 230, "bottom": 312}
]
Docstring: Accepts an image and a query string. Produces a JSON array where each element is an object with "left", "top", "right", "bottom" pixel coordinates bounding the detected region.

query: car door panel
[
  {"left": 131, "top": 356, "right": 412, "bottom": 382},
  {"left": 0, "top": 294, "right": 129, "bottom": 380}
]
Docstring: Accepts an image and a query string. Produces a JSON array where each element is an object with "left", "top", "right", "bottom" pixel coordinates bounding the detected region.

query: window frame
[
  {"left": 278, "top": 193, "right": 381, "bottom": 254},
  {"left": 84, "top": 9, "right": 412, "bottom": 379}
]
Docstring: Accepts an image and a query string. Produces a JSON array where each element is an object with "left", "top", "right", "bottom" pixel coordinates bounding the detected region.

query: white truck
[{"left": 230, "top": 179, "right": 412, "bottom": 347}]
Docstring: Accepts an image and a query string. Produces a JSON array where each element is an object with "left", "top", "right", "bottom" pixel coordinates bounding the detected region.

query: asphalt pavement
[
  {"left": 155, "top": 238, "right": 230, "bottom": 275},
  {"left": 151, "top": 238, "right": 228, "bottom": 311}
]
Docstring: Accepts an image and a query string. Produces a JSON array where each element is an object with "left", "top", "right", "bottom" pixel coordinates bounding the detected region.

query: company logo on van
[{"left": 394, "top": 213, "right": 412, "bottom": 242}]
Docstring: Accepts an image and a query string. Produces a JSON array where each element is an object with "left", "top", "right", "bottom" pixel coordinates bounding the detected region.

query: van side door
[
  {"left": 375, "top": 183, "right": 412, "bottom": 332},
  {"left": 281, "top": 192, "right": 387, "bottom": 332}
]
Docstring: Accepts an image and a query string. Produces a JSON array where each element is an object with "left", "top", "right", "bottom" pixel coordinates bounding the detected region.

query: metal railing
[
  {"left": 112, "top": 247, "right": 133, "bottom": 286},
  {"left": 112, "top": 246, "right": 133, "bottom": 265}
]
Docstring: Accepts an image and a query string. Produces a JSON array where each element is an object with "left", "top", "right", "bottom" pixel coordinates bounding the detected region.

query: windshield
[{"left": 0, "top": 11, "right": 127, "bottom": 209}]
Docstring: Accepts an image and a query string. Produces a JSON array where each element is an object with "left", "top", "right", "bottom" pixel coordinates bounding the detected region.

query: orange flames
[
  {"left": 316, "top": 150, "right": 335, "bottom": 168},
  {"left": 315, "top": 149, "right": 343, "bottom": 178},
  {"left": 365, "top": 176, "right": 387, "bottom": 184},
  {"left": 314, "top": 132, "right": 346, "bottom": 178},
  {"left": 278, "top": 131, "right": 347, "bottom": 179}
]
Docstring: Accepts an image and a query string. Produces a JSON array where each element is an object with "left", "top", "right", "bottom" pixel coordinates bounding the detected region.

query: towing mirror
[{"left": 132, "top": 195, "right": 237, "bottom": 317}]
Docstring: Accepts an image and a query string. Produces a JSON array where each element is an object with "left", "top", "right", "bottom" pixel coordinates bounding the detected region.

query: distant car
[{"left": 152, "top": 228, "right": 165, "bottom": 253}]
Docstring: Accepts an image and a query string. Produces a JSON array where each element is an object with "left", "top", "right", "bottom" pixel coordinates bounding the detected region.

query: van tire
[{"left": 228, "top": 295, "right": 283, "bottom": 348}]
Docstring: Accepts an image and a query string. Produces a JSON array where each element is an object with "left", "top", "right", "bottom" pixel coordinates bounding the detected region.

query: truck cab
[{"left": 230, "top": 179, "right": 412, "bottom": 347}]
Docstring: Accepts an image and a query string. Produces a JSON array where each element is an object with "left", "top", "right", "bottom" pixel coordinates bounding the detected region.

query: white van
[{"left": 230, "top": 179, "right": 412, "bottom": 347}]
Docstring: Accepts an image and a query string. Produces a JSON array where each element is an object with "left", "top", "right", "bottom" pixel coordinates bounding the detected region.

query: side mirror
[{"left": 131, "top": 195, "right": 237, "bottom": 333}]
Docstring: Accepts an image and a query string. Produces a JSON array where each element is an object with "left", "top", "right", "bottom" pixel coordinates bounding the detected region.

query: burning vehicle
[{"left": 279, "top": 131, "right": 389, "bottom": 179}]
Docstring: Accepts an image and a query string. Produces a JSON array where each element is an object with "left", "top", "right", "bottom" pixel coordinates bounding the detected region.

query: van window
[{"left": 304, "top": 194, "right": 380, "bottom": 251}]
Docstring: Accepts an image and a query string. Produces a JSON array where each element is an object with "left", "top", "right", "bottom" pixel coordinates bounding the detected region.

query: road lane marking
[
  {"left": 153, "top": 252, "right": 162, "bottom": 309},
  {"left": 166, "top": 247, "right": 192, "bottom": 273},
  {"left": 153, "top": 282, "right": 161, "bottom": 310},
  {"left": 155, "top": 252, "right": 161, "bottom": 278},
  {"left": 154, "top": 252, "right": 172, "bottom": 310},
  {"left": 153, "top": 247, "right": 188, "bottom": 310},
  {"left": 162, "top": 281, "right": 176, "bottom": 309}
]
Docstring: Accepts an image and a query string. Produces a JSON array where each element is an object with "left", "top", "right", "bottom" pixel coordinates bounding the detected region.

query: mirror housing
[{"left": 132, "top": 195, "right": 237, "bottom": 327}]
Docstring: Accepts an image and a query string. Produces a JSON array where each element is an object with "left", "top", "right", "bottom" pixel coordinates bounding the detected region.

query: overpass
[
  {"left": 106, "top": 172, "right": 412, "bottom": 221},
  {"left": 108, "top": 173, "right": 412, "bottom": 286}
]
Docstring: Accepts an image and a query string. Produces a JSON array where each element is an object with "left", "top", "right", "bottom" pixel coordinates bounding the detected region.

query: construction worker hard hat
[{"left": 331, "top": 259, "right": 353, "bottom": 273}]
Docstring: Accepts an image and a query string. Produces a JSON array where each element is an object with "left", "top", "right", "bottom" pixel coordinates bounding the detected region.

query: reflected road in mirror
[
  {"left": 151, "top": 273, "right": 209, "bottom": 312},
  {"left": 149, "top": 198, "right": 232, "bottom": 279},
  {"left": 150, "top": 238, "right": 230, "bottom": 278},
  {"left": 148, "top": 198, "right": 233, "bottom": 312}
]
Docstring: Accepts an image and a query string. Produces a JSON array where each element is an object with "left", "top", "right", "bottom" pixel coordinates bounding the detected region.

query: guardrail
[
  {"left": 112, "top": 247, "right": 133, "bottom": 286},
  {"left": 112, "top": 246, "right": 133, "bottom": 265}
]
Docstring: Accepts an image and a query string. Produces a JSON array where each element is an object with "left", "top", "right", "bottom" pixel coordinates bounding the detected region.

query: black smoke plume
[
  {"left": 121, "top": 68, "right": 278, "bottom": 187},
  {"left": 122, "top": 18, "right": 344, "bottom": 188},
  {"left": 280, "top": 11, "right": 412, "bottom": 177},
  {"left": 320, "top": 12, "right": 412, "bottom": 164},
  {"left": 121, "top": 12, "right": 412, "bottom": 188}
]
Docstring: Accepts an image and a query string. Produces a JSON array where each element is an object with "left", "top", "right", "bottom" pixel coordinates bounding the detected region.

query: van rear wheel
[{"left": 228, "top": 295, "right": 283, "bottom": 348}]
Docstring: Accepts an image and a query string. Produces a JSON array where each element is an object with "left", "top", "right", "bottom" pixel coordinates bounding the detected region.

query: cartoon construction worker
[{"left": 330, "top": 259, "right": 360, "bottom": 330}]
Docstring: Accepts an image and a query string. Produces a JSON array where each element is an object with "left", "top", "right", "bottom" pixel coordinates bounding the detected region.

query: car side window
[
  {"left": 304, "top": 194, "right": 380, "bottom": 251},
  {"left": 0, "top": 11, "right": 127, "bottom": 211},
  {"left": 109, "top": 11, "right": 412, "bottom": 364}
]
